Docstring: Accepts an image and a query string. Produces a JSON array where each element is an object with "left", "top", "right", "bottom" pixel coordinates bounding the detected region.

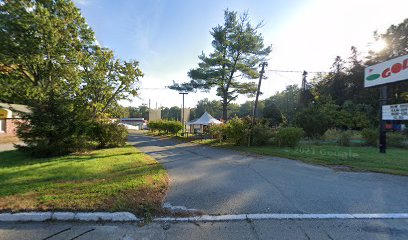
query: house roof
[
  {"left": 0, "top": 103, "right": 30, "bottom": 118},
  {"left": 187, "top": 111, "right": 222, "bottom": 125}
]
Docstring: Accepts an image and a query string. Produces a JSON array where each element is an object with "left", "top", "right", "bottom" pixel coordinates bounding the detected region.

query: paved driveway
[
  {"left": 0, "top": 143, "right": 17, "bottom": 152},
  {"left": 128, "top": 134, "right": 408, "bottom": 215}
]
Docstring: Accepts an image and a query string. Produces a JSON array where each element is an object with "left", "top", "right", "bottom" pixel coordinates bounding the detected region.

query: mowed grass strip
[
  {"left": 195, "top": 139, "right": 408, "bottom": 176},
  {"left": 0, "top": 146, "right": 168, "bottom": 217}
]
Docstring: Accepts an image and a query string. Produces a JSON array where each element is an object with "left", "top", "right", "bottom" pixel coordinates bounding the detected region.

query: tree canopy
[
  {"left": 169, "top": 10, "right": 271, "bottom": 120},
  {"left": 0, "top": 0, "right": 143, "bottom": 156}
]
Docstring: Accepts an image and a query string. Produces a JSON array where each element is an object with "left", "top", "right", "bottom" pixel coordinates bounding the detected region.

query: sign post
[
  {"left": 364, "top": 53, "right": 408, "bottom": 154},
  {"left": 379, "top": 86, "right": 387, "bottom": 153}
]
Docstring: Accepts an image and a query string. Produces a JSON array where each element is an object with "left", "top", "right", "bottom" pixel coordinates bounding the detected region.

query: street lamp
[{"left": 179, "top": 92, "right": 188, "bottom": 136}]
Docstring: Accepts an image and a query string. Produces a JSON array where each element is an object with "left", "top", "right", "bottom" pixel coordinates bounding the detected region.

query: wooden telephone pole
[{"left": 248, "top": 62, "right": 268, "bottom": 146}]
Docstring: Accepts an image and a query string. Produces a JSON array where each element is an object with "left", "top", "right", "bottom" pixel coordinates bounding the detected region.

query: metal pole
[{"left": 379, "top": 86, "right": 387, "bottom": 153}]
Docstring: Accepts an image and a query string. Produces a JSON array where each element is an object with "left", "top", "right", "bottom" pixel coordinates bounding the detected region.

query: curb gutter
[{"left": 1, "top": 212, "right": 408, "bottom": 222}]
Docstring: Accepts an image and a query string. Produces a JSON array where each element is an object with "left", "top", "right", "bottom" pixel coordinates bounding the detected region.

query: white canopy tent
[{"left": 187, "top": 111, "right": 222, "bottom": 133}]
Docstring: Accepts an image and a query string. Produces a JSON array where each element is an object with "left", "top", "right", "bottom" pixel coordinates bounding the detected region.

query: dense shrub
[
  {"left": 337, "top": 131, "right": 352, "bottom": 146},
  {"left": 148, "top": 120, "right": 182, "bottom": 135},
  {"left": 251, "top": 124, "right": 274, "bottom": 146},
  {"left": 166, "top": 121, "right": 183, "bottom": 135},
  {"left": 361, "top": 128, "right": 378, "bottom": 147},
  {"left": 224, "top": 117, "right": 250, "bottom": 146},
  {"left": 274, "top": 127, "right": 304, "bottom": 147},
  {"left": 16, "top": 101, "right": 94, "bottom": 157},
  {"left": 295, "top": 108, "right": 329, "bottom": 138},
  {"left": 209, "top": 124, "right": 228, "bottom": 142},
  {"left": 94, "top": 121, "right": 128, "bottom": 148},
  {"left": 323, "top": 129, "right": 342, "bottom": 141},
  {"left": 388, "top": 132, "right": 406, "bottom": 148}
]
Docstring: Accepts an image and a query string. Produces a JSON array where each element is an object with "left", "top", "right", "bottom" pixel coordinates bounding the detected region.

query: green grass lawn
[
  {"left": 195, "top": 139, "right": 408, "bottom": 176},
  {"left": 0, "top": 146, "right": 168, "bottom": 217}
]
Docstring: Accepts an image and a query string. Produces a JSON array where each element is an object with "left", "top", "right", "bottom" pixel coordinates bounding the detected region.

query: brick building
[{"left": 0, "top": 103, "right": 29, "bottom": 137}]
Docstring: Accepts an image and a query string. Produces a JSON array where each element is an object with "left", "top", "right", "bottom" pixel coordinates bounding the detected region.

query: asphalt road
[
  {"left": 128, "top": 134, "right": 408, "bottom": 215},
  {"left": 1, "top": 219, "right": 408, "bottom": 240}
]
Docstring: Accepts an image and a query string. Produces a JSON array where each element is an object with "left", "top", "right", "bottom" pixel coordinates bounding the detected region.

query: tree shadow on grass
[
  {"left": 0, "top": 160, "right": 164, "bottom": 198},
  {"left": 0, "top": 150, "right": 144, "bottom": 168}
]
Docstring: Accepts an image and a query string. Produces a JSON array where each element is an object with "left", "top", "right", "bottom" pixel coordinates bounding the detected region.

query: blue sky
[{"left": 74, "top": 0, "right": 408, "bottom": 108}]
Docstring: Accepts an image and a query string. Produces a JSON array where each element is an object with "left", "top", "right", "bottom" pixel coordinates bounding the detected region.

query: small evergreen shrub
[{"left": 274, "top": 127, "right": 304, "bottom": 147}]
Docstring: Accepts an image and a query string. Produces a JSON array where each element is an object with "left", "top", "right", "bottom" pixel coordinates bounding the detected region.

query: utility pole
[
  {"left": 249, "top": 62, "right": 268, "bottom": 146},
  {"left": 179, "top": 92, "right": 188, "bottom": 136},
  {"left": 379, "top": 86, "right": 387, "bottom": 153},
  {"left": 301, "top": 71, "right": 308, "bottom": 108}
]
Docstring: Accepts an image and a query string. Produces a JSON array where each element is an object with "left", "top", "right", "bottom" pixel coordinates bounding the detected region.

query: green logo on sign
[{"left": 366, "top": 74, "right": 380, "bottom": 81}]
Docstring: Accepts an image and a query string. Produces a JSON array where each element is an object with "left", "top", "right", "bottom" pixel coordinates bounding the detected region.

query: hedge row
[{"left": 148, "top": 120, "right": 183, "bottom": 135}]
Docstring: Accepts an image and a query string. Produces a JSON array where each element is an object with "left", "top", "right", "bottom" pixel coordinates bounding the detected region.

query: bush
[
  {"left": 388, "top": 132, "right": 406, "bottom": 148},
  {"left": 209, "top": 117, "right": 274, "bottom": 146},
  {"left": 295, "top": 107, "right": 330, "bottom": 138},
  {"left": 323, "top": 129, "right": 342, "bottom": 141},
  {"left": 274, "top": 127, "right": 304, "bottom": 147},
  {"left": 251, "top": 124, "right": 274, "bottom": 146},
  {"left": 361, "top": 128, "right": 378, "bottom": 147},
  {"left": 94, "top": 121, "right": 128, "bottom": 148},
  {"left": 337, "top": 131, "right": 352, "bottom": 146},
  {"left": 148, "top": 120, "right": 182, "bottom": 135},
  {"left": 16, "top": 101, "right": 94, "bottom": 157},
  {"left": 224, "top": 117, "right": 249, "bottom": 146},
  {"left": 209, "top": 124, "right": 228, "bottom": 142},
  {"left": 166, "top": 121, "right": 183, "bottom": 135}
]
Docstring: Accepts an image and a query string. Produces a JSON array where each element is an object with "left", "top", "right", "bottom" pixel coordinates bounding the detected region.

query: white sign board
[
  {"left": 382, "top": 103, "right": 408, "bottom": 120},
  {"left": 365, "top": 54, "right": 408, "bottom": 87}
]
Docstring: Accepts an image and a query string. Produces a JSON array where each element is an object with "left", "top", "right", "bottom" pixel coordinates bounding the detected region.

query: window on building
[{"left": 0, "top": 119, "right": 5, "bottom": 133}]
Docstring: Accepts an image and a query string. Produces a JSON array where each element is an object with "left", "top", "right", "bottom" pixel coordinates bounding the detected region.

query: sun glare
[{"left": 370, "top": 39, "right": 387, "bottom": 52}]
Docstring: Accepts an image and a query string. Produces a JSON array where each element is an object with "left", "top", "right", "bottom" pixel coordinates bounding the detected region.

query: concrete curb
[{"left": 1, "top": 212, "right": 408, "bottom": 222}]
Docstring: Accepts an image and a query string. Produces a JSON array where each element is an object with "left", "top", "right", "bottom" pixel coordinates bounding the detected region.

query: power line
[{"left": 268, "top": 69, "right": 329, "bottom": 74}]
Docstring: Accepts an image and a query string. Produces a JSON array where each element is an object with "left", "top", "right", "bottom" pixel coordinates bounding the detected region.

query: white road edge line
[
  {"left": 1, "top": 212, "right": 408, "bottom": 222},
  {"left": 154, "top": 213, "right": 408, "bottom": 222}
]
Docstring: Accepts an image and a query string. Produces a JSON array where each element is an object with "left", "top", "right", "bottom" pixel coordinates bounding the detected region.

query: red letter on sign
[
  {"left": 403, "top": 59, "right": 408, "bottom": 70},
  {"left": 391, "top": 63, "right": 402, "bottom": 74},
  {"left": 382, "top": 68, "right": 391, "bottom": 78}
]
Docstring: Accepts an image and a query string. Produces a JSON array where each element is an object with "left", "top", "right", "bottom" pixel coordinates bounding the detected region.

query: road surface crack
[
  {"left": 42, "top": 228, "right": 71, "bottom": 240},
  {"left": 69, "top": 228, "right": 95, "bottom": 240},
  {"left": 247, "top": 163, "right": 304, "bottom": 213}
]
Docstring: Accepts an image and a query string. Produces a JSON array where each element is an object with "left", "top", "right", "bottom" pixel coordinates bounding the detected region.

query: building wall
[
  {"left": 7, "top": 119, "right": 19, "bottom": 136},
  {"left": 0, "top": 118, "right": 20, "bottom": 136}
]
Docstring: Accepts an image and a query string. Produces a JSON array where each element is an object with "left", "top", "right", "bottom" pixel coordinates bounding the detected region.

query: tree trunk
[{"left": 222, "top": 96, "right": 228, "bottom": 121}]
